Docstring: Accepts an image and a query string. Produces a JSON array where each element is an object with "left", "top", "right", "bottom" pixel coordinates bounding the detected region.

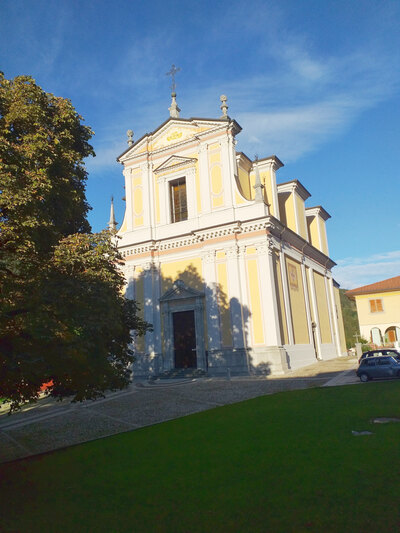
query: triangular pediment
[
  {"left": 154, "top": 155, "right": 197, "bottom": 174},
  {"left": 118, "top": 116, "right": 237, "bottom": 162},
  {"left": 160, "top": 279, "right": 204, "bottom": 302}
]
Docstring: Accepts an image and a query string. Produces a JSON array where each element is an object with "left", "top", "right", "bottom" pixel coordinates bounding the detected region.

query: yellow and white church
[{"left": 114, "top": 91, "right": 347, "bottom": 377}]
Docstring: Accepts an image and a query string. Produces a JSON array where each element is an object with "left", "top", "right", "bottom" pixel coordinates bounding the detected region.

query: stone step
[{"left": 150, "top": 368, "right": 207, "bottom": 381}]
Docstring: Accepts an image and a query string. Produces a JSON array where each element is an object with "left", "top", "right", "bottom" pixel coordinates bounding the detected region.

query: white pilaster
[
  {"left": 279, "top": 249, "right": 294, "bottom": 345},
  {"left": 307, "top": 267, "right": 322, "bottom": 359},
  {"left": 152, "top": 258, "right": 162, "bottom": 356},
  {"left": 269, "top": 161, "right": 281, "bottom": 219},
  {"left": 143, "top": 262, "right": 155, "bottom": 355},
  {"left": 141, "top": 162, "right": 152, "bottom": 232},
  {"left": 238, "top": 245, "right": 250, "bottom": 351},
  {"left": 327, "top": 276, "right": 342, "bottom": 356},
  {"left": 202, "top": 250, "right": 222, "bottom": 351},
  {"left": 220, "top": 137, "right": 234, "bottom": 208},
  {"left": 300, "top": 258, "right": 313, "bottom": 346},
  {"left": 226, "top": 245, "right": 245, "bottom": 349},
  {"left": 256, "top": 241, "right": 282, "bottom": 346},
  {"left": 124, "top": 168, "right": 133, "bottom": 231},
  {"left": 186, "top": 167, "right": 197, "bottom": 219}
]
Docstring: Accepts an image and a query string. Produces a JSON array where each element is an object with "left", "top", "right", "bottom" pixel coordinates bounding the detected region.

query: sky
[{"left": 1, "top": 0, "right": 399, "bottom": 289}]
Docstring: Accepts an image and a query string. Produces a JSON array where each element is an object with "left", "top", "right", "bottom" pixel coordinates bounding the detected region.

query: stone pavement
[{"left": 0, "top": 356, "right": 359, "bottom": 464}]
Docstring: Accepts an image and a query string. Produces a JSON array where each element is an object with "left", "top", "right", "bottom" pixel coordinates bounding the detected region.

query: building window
[
  {"left": 369, "top": 299, "right": 383, "bottom": 313},
  {"left": 170, "top": 177, "right": 188, "bottom": 222}
]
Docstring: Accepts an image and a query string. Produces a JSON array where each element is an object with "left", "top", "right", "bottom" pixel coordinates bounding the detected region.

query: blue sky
[{"left": 1, "top": 0, "right": 399, "bottom": 289}]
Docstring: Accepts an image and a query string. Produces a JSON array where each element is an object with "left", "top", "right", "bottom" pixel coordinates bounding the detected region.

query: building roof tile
[{"left": 346, "top": 275, "right": 400, "bottom": 297}]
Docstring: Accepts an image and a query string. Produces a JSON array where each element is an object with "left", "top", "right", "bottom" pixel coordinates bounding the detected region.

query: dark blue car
[{"left": 356, "top": 356, "right": 400, "bottom": 382}]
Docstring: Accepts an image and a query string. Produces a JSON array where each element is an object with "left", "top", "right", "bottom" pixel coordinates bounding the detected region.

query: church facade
[{"left": 115, "top": 95, "right": 347, "bottom": 377}]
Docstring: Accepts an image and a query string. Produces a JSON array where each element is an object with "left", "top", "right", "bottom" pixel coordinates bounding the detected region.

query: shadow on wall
[{"left": 126, "top": 263, "right": 271, "bottom": 377}]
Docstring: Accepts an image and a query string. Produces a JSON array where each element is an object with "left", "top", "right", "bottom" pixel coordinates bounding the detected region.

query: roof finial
[
  {"left": 253, "top": 155, "right": 264, "bottom": 202},
  {"left": 108, "top": 196, "right": 117, "bottom": 232},
  {"left": 220, "top": 94, "right": 229, "bottom": 119},
  {"left": 127, "top": 129, "right": 134, "bottom": 146},
  {"left": 166, "top": 64, "right": 181, "bottom": 118}
]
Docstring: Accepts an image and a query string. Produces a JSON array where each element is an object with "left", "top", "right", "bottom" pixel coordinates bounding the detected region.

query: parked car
[
  {"left": 356, "top": 356, "right": 400, "bottom": 382},
  {"left": 358, "top": 349, "right": 400, "bottom": 364}
]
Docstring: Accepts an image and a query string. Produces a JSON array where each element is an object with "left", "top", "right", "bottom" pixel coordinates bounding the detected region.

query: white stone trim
[
  {"left": 225, "top": 245, "right": 245, "bottom": 349},
  {"left": 307, "top": 267, "right": 322, "bottom": 359},
  {"left": 279, "top": 250, "right": 294, "bottom": 345},
  {"left": 256, "top": 241, "right": 283, "bottom": 346}
]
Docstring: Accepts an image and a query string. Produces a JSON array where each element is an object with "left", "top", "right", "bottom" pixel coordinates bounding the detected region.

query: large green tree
[{"left": 0, "top": 73, "right": 150, "bottom": 412}]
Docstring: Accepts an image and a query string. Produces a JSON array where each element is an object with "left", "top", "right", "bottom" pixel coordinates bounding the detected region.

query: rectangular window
[
  {"left": 170, "top": 177, "right": 188, "bottom": 223},
  {"left": 369, "top": 299, "right": 383, "bottom": 313}
]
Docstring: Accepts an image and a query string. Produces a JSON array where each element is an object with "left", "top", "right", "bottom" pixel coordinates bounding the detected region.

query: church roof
[
  {"left": 117, "top": 116, "right": 241, "bottom": 161},
  {"left": 346, "top": 275, "right": 400, "bottom": 297}
]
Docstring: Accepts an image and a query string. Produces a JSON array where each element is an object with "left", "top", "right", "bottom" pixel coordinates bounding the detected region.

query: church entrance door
[{"left": 173, "top": 310, "right": 197, "bottom": 368}]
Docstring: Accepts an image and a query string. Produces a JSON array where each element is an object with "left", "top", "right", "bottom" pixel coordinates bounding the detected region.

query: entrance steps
[{"left": 149, "top": 368, "right": 207, "bottom": 381}]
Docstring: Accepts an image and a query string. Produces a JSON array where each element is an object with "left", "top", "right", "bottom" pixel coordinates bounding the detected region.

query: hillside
[{"left": 339, "top": 289, "right": 360, "bottom": 348}]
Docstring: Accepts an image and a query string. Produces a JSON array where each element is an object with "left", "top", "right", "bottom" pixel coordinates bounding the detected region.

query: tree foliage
[
  {"left": 339, "top": 289, "right": 360, "bottom": 349},
  {"left": 0, "top": 73, "right": 150, "bottom": 412}
]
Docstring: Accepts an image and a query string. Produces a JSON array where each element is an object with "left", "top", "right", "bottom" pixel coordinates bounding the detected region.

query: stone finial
[
  {"left": 220, "top": 94, "right": 229, "bottom": 119},
  {"left": 108, "top": 196, "right": 117, "bottom": 232},
  {"left": 253, "top": 155, "right": 264, "bottom": 202},
  {"left": 168, "top": 92, "right": 181, "bottom": 118},
  {"left": 127, "top": 129, "right": 134, "bottom": 146}
]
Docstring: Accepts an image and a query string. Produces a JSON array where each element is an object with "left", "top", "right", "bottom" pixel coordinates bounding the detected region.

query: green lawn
[{"left": 1, "top": 382, "right": 400, "bottom": 532}]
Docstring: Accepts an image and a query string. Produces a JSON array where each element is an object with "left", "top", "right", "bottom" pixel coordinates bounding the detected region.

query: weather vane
[{"left": 166, "top": 64, "right": 181, "bottom": 93}]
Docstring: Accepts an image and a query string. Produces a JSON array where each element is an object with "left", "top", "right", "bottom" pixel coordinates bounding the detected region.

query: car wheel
[{"left": 359, "top": 373, "right": 369, "bottom": 383}]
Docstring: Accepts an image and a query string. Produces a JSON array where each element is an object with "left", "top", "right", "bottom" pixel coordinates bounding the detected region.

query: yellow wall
[
  {"left": 334, "top": 286, "right": 347, "bottom": 353},
  {"left": 284, "top": 194, "right": 296, "bottom": 234},
  {"left": 237, "top": 165, "right": 251, "bottom": 199},
  {"left": 354, "top": 291, "right": 400, "bottom": 326},
  {"left": 273, "top": 252, "right": 289, "bottom": 344},
  {"left": 247, "top": 258, "right": 265, "bottom": 344},
  {"left": 209, "top": 144, "right": 224, "bottom": 209},
  {"left": 216, "top": 261, "right": 232, "bottom": 347},
  {"left": 295, "top": 193, "right": 307, "bottom": 239},
  {"left": 313, "top": 272, "right": 332, "bottom": 344},
  {"left": 285, "top": 257, "right": 309, "bottom": 344},
  {"left": 160, "top": 258, "right": 203, "bottom": 294},
  {"left": 307, "top": 217, "right": 320, "bottom": 249},
  {"left": 319, "top": 218, "right": 329, "bottom": 255}
]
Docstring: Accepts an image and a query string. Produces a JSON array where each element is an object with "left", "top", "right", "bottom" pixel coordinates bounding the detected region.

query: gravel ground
[{"left": 0, "top": 356, "right": 358, "bottom": 463}]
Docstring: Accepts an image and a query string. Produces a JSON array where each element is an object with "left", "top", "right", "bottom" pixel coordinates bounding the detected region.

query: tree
[{"left": 0, "top": 73, "right": 150, "bottom": 412}]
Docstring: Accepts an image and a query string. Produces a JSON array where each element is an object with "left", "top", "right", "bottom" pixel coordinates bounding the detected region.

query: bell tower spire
[{"left": 108, "top": 196, "right": 117, "bottom": 232}]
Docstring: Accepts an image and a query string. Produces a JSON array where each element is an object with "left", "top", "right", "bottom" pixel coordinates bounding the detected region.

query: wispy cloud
[{"left": 333, "top": 251, "right": 400, "bottom": 289}]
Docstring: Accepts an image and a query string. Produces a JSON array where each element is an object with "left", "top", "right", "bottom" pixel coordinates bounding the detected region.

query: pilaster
[
  {"left": 307, "top": 267, "right": 322, "bottom": 359},
  {"left": 327, "top": 275, "right": 342, "bottom": 356},
  {"left": 226, "top": 245, "right": 245, "bottom": 349},
  {"left": 202, "top": 250, "right": 222, "bottom": 351},
  {"left": 279, "top": 248, "right": 294, "bottom": 345},
  {"left": 300, "top": 257, "right": 313, "bottom": 347},
  {"left": 256, "top": 241, "right": 282, "bottom": 347}
]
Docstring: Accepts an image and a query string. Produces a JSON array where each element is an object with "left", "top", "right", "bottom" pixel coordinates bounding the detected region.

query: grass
[{"left": 1, "top": 381, "right": 400, "bottom": 532}]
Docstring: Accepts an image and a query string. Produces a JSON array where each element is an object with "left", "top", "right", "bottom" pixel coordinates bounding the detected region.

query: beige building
[
  {"left": 346, "top": 276, "right": 400, "bottom": 347},
  {"left": 115, "top": 93, "right": 347, "bottom": 377}
]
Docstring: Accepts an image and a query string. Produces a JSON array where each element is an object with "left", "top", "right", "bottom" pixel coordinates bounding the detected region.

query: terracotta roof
[{"left": 346, "top": 275, "right": 400, "bottom": 297}]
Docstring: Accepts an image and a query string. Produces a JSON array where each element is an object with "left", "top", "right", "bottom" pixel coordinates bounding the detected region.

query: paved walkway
[{"left": 0, "top": 356, "right": 359, "bottom": 464}]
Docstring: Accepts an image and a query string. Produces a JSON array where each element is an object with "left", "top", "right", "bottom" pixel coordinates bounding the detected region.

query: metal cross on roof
[{"left": 166, "top": 64, "right": 181, "bottom": 93}]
